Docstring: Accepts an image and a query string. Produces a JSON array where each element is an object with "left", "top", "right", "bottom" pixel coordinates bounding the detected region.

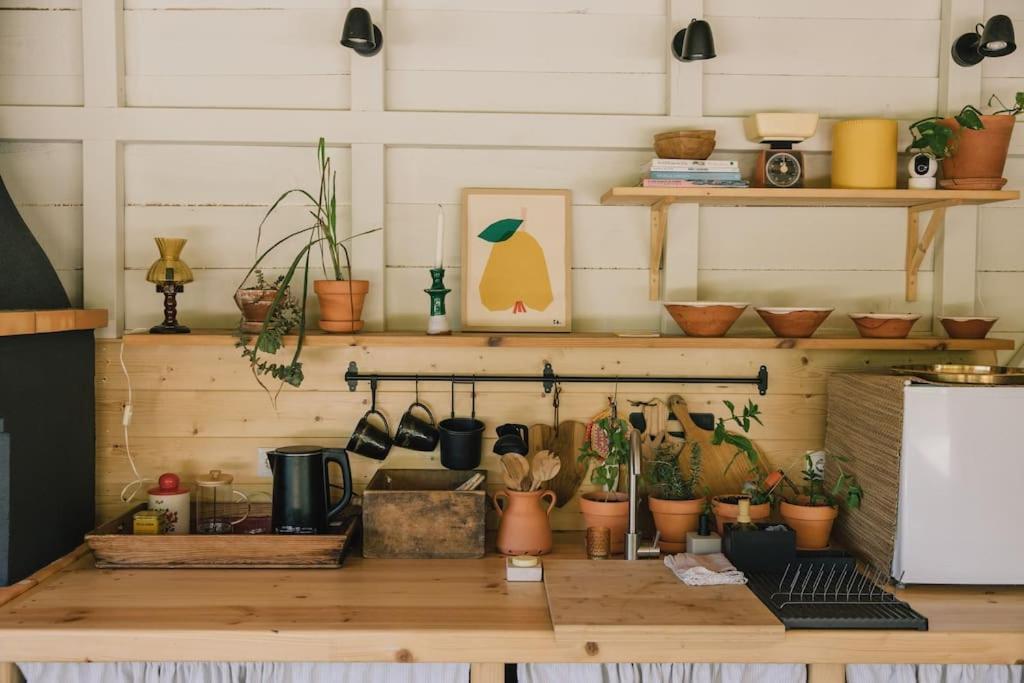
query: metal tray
[{"left": 891, "top": 364, "right": 1024, "bottom": 386}]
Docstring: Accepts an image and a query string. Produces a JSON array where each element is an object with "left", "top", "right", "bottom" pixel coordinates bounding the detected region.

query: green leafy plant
[
  {"left": 988, "top": 91, "right": 1024, "bottom": 116},
  {"left": 907, "top": 105, "right": 985, "bottom": 160},
  {"left": 236, "top": 138, "right": 378, "bottom": 394},
  {"left": 713, "top": 400, "right": 775, "bottom": 504},
  {"left": 645, "top": 440, "right": 704, "bottom": 501},
  {"left": 578, "top": 416, "right": 630, "bottom": 494},
  {"left": 792, "top": 451, "right": 863, "bottom": 509}
]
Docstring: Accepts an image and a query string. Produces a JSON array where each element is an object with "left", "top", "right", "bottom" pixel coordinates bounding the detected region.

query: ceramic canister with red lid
[{"left": 148, "top": 472, "right": 190, "bottom": 535}]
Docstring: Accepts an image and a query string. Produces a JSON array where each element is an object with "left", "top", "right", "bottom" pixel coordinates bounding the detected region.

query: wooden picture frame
[{"left": 460, "top": 188, "right": 572, "bottom": 332}]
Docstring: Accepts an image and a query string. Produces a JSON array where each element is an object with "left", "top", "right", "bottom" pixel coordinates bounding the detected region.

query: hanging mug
[
  {"left": 395, "top": 402, "right": 439, "bottom": 452},
  {"left": 493, "top": 423, "right": 529, "bottom": 456},
  {"left": 439, "top": 380, "right": 485, "bottom": 470},
  {"left": 347, "top": 380, "right": 392, "bottom": 460}
]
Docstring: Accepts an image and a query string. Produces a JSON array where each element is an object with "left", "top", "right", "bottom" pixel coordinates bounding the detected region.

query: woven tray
[{"left": 85, "top": 503, "right": 360, "bottom": 569}]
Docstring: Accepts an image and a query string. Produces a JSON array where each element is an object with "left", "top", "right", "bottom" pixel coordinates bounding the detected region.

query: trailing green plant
[
  {"left": 578, "top": 416, "right": 630, "bottom": 494},
  {"left": 988, "top": 91, "right": 1024, "bottom": 116},
  {"left": 792, "top": 450, "right": 863, "bottom": 509},
  {"left": 235, "top": 137, "right": 379, "bottom": 395},
  {"left": 906, "top": 92, "right": 1024, "bottom": 160},
  {"left": 645, "top": 439, "right": 704, "bottom": 501}
]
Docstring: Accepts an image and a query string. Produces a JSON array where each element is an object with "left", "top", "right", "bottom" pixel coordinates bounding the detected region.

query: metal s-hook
[
  {"left": 414, "top": 375, "right": 420, "bottom": 404},
  {"left": 369, "top": 378, "right": 379, "bottom": 412}
]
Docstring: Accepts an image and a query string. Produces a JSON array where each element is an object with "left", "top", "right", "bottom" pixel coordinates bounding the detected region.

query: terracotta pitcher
[{"left": 493, "top": 489, "right": 557, "bottom": 555}]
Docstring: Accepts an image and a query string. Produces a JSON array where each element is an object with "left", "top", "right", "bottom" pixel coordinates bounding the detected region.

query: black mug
[
  {"left": 394, "top": 401, "right": 439, "bottom": 452},
  {"left": 439, "top": 381, "right": 484, "bottom": 470},
  {"left": 268, "top": 445, "right": 353, "bottom": 534},
  {"left": 494, "top": 423, "right": 529, "bottom": 455},
  {"left": 347, "top": 408, "right": 392, "bottom": 460}
]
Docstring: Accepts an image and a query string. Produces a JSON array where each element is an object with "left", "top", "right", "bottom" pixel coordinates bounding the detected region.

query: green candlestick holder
[{"left": 424, "top": 267, "right": 451, "bottom": 335}]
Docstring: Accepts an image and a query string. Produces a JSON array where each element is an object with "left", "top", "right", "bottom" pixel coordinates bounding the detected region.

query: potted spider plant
[
  {"left": 237, "top": 138, "right": 379, "bottom": 393},
  {"left": 577, "top": 416, "right": 631, "bottom": 554},
  {"left": 645, "top": 439, "right": 705, "bottom": 554},
  {"left": 779, "top": 450, "right": 863, "bottom": 549}
]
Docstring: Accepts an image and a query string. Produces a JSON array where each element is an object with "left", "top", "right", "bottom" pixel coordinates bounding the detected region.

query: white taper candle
[{"left": 434, "top": 205, "right": 444, "bottom": 269}]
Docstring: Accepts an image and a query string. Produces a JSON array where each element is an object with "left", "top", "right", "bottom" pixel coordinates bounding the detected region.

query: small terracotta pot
[
  {"left": 234, "top": 288, "right": 285, "bottom": 334},
  {"left": 314, "top": 279, "right": 369, "bottom": 333},
  {"left": 648, "top": 496, "right": 703, "bottom": 547},
  {"left": 780, "top": 499, "right": 838, "bottom": 550},
  {"left": 755, "top": 307, "right": 833, "bottom": 338},
  {"left": 849, "top": 313, "right": 920, "bottom": 339},
  {"left": 940, "top": 316, "right": 998, "bottom": 339},
  {"left": 493, "top": 489, "right": 557, "bottom": 556},
  {"left": 940, "top": 115, "right": 1015, "bottom": 187},
  {"left": 579, "top": 492, "right": 630, "bottom": 554},
  {"left": 711, "top": 495, "right": 771, "bottom": 536},
  {"left": 664, "top": 302, "right": 748, "bottom": 337}
]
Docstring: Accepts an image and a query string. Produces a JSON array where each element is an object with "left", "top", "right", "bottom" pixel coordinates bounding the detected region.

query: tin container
[
  {"left": 147, "top": 472, "right": 190, "bottom": 535},
  {"left": 132, "top": 510, "right": 167, "bottom": 535}
]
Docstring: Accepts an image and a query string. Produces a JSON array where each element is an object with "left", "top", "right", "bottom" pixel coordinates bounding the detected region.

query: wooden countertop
[{"left": 0, "top": 535, "right": 1021, "bottom": 666}]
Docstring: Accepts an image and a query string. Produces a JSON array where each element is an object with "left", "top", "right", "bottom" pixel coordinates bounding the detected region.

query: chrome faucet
[{"left": 625, "top": 428, "right": 661, "bottom": 560}]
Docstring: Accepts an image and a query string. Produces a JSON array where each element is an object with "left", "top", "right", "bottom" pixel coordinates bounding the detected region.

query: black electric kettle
[{"left": 267, "top": 445, "right": 353, "bottom": 534}]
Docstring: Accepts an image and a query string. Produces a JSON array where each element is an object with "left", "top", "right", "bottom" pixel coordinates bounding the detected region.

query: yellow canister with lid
[{"left": 830, "top": 118, "right": 898, "bottom": 189}]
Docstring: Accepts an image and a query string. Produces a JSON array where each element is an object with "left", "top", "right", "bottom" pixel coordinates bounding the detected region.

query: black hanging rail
[{"left": 345, "top": 362, "right": 768, "bottom": 395}]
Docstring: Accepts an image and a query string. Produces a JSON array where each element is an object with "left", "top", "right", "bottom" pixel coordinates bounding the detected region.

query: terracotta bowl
[
  {"left": 755, "top": 307, "right": 834, "bottom": 338},
  {"left": 654, "top": 130, "right": 716, "bottom": 160},
  {"left": 664, "top": 302, "right": 748, "bottom": 337},
  {"left": 849, "top": 313, "right": 921, "bottom": 339},
  {"left": 940, "top": 316, "right": 998, "bottom": 339}
]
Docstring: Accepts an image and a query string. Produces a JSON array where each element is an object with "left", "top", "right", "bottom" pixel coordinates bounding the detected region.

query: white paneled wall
[{"left": 0, "top": 0, "right": 1019, "bottom": 356}]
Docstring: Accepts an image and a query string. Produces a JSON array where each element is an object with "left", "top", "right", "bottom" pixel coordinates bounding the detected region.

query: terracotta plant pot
[
  {"left": 849, "top": 313, "right": 920, "bottom": 339},
  {"left": 940, "top": 115, "right": 1015, "bottom": 189},
  {"left": 711, "top": 495, "right": 771, "bottom": 536},
  {"left": 664, "top": 302, "right": 748, "bottom": 337},
  {"left": 940, "top": 316, "right": 998, "bottom": 339},
  {"left": 234, "top": 288, "right": 285, "bottom": 334},
  {"left": 493, "top": 489, "right": 557, "bottom": 556},
  {"left": 648, "top": 496, "right": 703, "bottom": 553},
  {"left": 579, "top": 491, "right": 629, "bottom": 555},
  {"left": 755, "top": 307, "right": 833, "bottom": 338},
  {"left": 780, "top": 499, "right": 838, "bottom": 550},
  {"left": 314, "top": 279, "right": 369, "bottom": 333}
]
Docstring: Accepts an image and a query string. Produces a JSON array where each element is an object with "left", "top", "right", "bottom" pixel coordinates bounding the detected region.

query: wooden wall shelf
[
  {"left": 120, "top": 330, "right": 1013, "bottom": 352},
  {"left": 0, "top": 309, "right": 108, "bottom": 337},
  {"left": 600, "top": 187, "right": 1021, "bottom": 301}
]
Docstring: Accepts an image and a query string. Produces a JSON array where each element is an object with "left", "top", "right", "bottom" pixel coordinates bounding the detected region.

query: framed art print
[{"left": 460, "top": 188, "right": 572, "bottom": 332}]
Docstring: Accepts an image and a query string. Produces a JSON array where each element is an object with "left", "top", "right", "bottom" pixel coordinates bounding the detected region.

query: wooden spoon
[
  {"left": 501, "top": 453, "right": 531, "bottom": 492},
  {"left": 530, "top": 450, "right": 562, "bottom": 491}
]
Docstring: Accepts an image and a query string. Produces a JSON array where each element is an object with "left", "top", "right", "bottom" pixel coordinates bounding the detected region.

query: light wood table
[{"left": 0, "top": 535, "right": 1021, "bottom": 683}]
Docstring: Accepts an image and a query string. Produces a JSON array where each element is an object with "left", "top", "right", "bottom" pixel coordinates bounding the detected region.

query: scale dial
[{"left": 765, "top": 151, "right": 802, "bottom": 188}]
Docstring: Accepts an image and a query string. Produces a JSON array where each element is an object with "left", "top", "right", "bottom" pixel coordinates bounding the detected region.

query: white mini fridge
[{"left": 893, "top": 384, "right": 1024, "bottom": 584}]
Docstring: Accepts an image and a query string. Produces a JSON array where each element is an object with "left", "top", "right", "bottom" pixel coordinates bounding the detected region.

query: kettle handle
[{"left": 323, "top": 448, "right": 353, "bottom": 521}]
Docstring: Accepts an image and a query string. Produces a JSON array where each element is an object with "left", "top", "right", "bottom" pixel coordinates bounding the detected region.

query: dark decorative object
[
  {"left": 145, "top": 237, "right": 192, "bottom": 334},
  {"left": 341, "top": 7, "right": 382, "bottom": 57},
  {"left": 0, "top": 175, "right": 94, "bottom": 586},
  {"left": 952, "top": 14, "right": 1015, "bottom": 66},
  {"left": 672, "top": 18, "right": 716, "bottom": 62}
]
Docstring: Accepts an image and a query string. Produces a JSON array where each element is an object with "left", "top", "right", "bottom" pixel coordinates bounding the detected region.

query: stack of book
[{"left": 639, "top": 159, "right": 748, "bottom": 188}]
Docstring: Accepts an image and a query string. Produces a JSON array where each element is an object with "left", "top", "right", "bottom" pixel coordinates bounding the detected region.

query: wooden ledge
[{"left": 0, "top": 309, "right": 108, "bottom": 338}]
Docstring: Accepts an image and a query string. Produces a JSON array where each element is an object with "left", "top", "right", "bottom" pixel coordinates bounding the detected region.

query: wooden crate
[
  {"left": 362, "top": 469, "right": 486, "bottom": 559},
  {"left": 85, "top": 503, "right": 359, "bottom": 568}
]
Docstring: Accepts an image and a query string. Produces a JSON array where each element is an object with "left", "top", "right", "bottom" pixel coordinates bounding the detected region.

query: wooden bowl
[
  {"left": 849, "top": 313, "right": 921, "bottom": 339},
  {"left": 654, "top": 130, "right": 716, "bottom": 160},
  {"left": 939, "top": 316, "right": 998, "bottom": 339},
  {"left": 755, "top": 307, "right": 834, "bottom": 338},
  {"left": 664, "top": 302, "right": 748, "bottom": 337}
]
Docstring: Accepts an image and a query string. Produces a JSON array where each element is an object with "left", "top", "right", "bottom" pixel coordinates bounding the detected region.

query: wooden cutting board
[{"left": 543, "top": 560, "right": 784, "bottom": 641}]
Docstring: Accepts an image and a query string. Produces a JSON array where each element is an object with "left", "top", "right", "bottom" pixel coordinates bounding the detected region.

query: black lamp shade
[
  {"left": 979, "top": 14, "right": 1015, "bottom": 57},
  {"left": 341, "top": 7, "right": 382, "bottom": 57},
  {"left": 672, "top": 18, "right": 716, "bottom": 62},
  {"left": 951, "top": 31, "right": 984, "bottom": 67}
]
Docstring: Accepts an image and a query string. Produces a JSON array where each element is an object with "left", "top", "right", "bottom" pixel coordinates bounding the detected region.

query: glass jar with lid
[{"left": 194, "top": 469, "right": 249, "bottom": 534}]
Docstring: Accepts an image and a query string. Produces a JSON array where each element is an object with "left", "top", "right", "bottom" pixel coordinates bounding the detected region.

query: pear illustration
[{"left": 477, "top": 217, "right": 553, "bottom": 313}]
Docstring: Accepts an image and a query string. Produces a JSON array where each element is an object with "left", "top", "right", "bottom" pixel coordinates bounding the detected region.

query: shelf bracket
[
  {"left": 905, "top": 200, "right": 958, "bottom": 301},
  {"left": 648, "top": 198, "right": 672, "bottom": 300}
]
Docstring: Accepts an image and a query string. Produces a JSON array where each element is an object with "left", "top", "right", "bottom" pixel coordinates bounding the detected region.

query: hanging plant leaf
[{"left": 478, "top": 218, "right": 523, "bottom": 243}]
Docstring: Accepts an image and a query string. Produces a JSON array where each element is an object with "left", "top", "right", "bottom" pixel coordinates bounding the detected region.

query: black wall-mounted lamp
[
  {"left": 952, "top": 14, "right": 1015, "bottom": 67},
  {"left": 672, "top": 18, "right": 716, "bottom": 62},
  {"left": 341, "top": 7, "right": 382, "bottom": 57}
]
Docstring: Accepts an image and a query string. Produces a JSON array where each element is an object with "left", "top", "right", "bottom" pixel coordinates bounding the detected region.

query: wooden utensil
[
  {"left": 547, "top": 420, "right": 586, "bottom": 506},
  {"left": 668, "top": 394, "right": 772, "bottom": 496},
  {"left": 501, "top": 453, "right": 531, "bottom": 491},
  {"left": 530, "top": 450, "right": 561, "bottom": 491}
]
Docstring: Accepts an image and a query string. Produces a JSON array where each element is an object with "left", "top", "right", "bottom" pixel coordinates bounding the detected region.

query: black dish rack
[{"left": 745, "top": 552, "right": 928, "bottom": 630}]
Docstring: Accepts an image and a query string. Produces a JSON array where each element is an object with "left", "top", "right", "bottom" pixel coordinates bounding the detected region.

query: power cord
[{"left": 118, "top": 335, "right": 155, "bottom": 503}]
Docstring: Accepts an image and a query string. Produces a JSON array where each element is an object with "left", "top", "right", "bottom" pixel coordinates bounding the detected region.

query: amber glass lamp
[{"left": 145, "top": 237, "right": 194, "bottom": 334}]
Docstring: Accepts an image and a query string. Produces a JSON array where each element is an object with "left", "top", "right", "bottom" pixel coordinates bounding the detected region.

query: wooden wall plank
[
  {"left": 0, "top": 5, "right": 82, "bottom": 106},
  {"left": 706, "top": 0, "right": 940, "bottom": 19}
]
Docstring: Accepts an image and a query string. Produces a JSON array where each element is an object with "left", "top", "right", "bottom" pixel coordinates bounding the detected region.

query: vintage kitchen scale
[{"left": 744, "top": 113, "right": 820, "bottom": 188}]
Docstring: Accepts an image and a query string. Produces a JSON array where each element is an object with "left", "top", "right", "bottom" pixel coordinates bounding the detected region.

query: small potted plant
[
  {"left": 577, "top": 415, "right": 630, "bottom": 554},
  {"left": 234, "top": 269, "right": 300, "bottom": 335},
  {"left": 709, "top": 400, "right": 774, "bottom": 535},
  {"left": 780, "top": 450, "right": 863, "bottom": 549},
  {"left": 645, "top": 439, "right": 704, "bottom": 553}
]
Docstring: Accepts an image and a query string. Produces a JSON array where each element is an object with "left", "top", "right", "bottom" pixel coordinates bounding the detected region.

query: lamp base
[{"left": 149, "top": 323, "right": 191, "bottom": 334}]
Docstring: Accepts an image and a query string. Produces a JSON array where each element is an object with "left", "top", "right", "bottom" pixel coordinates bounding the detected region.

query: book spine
[
  {"left": 643, "top": 160, "right": 738, "bottom": 171},
  {"left": 641, "top": 179, "right": 749, "bottom": 187},
  {"left": 647, "top": 171, "right": 743, "bottom": 181}
]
